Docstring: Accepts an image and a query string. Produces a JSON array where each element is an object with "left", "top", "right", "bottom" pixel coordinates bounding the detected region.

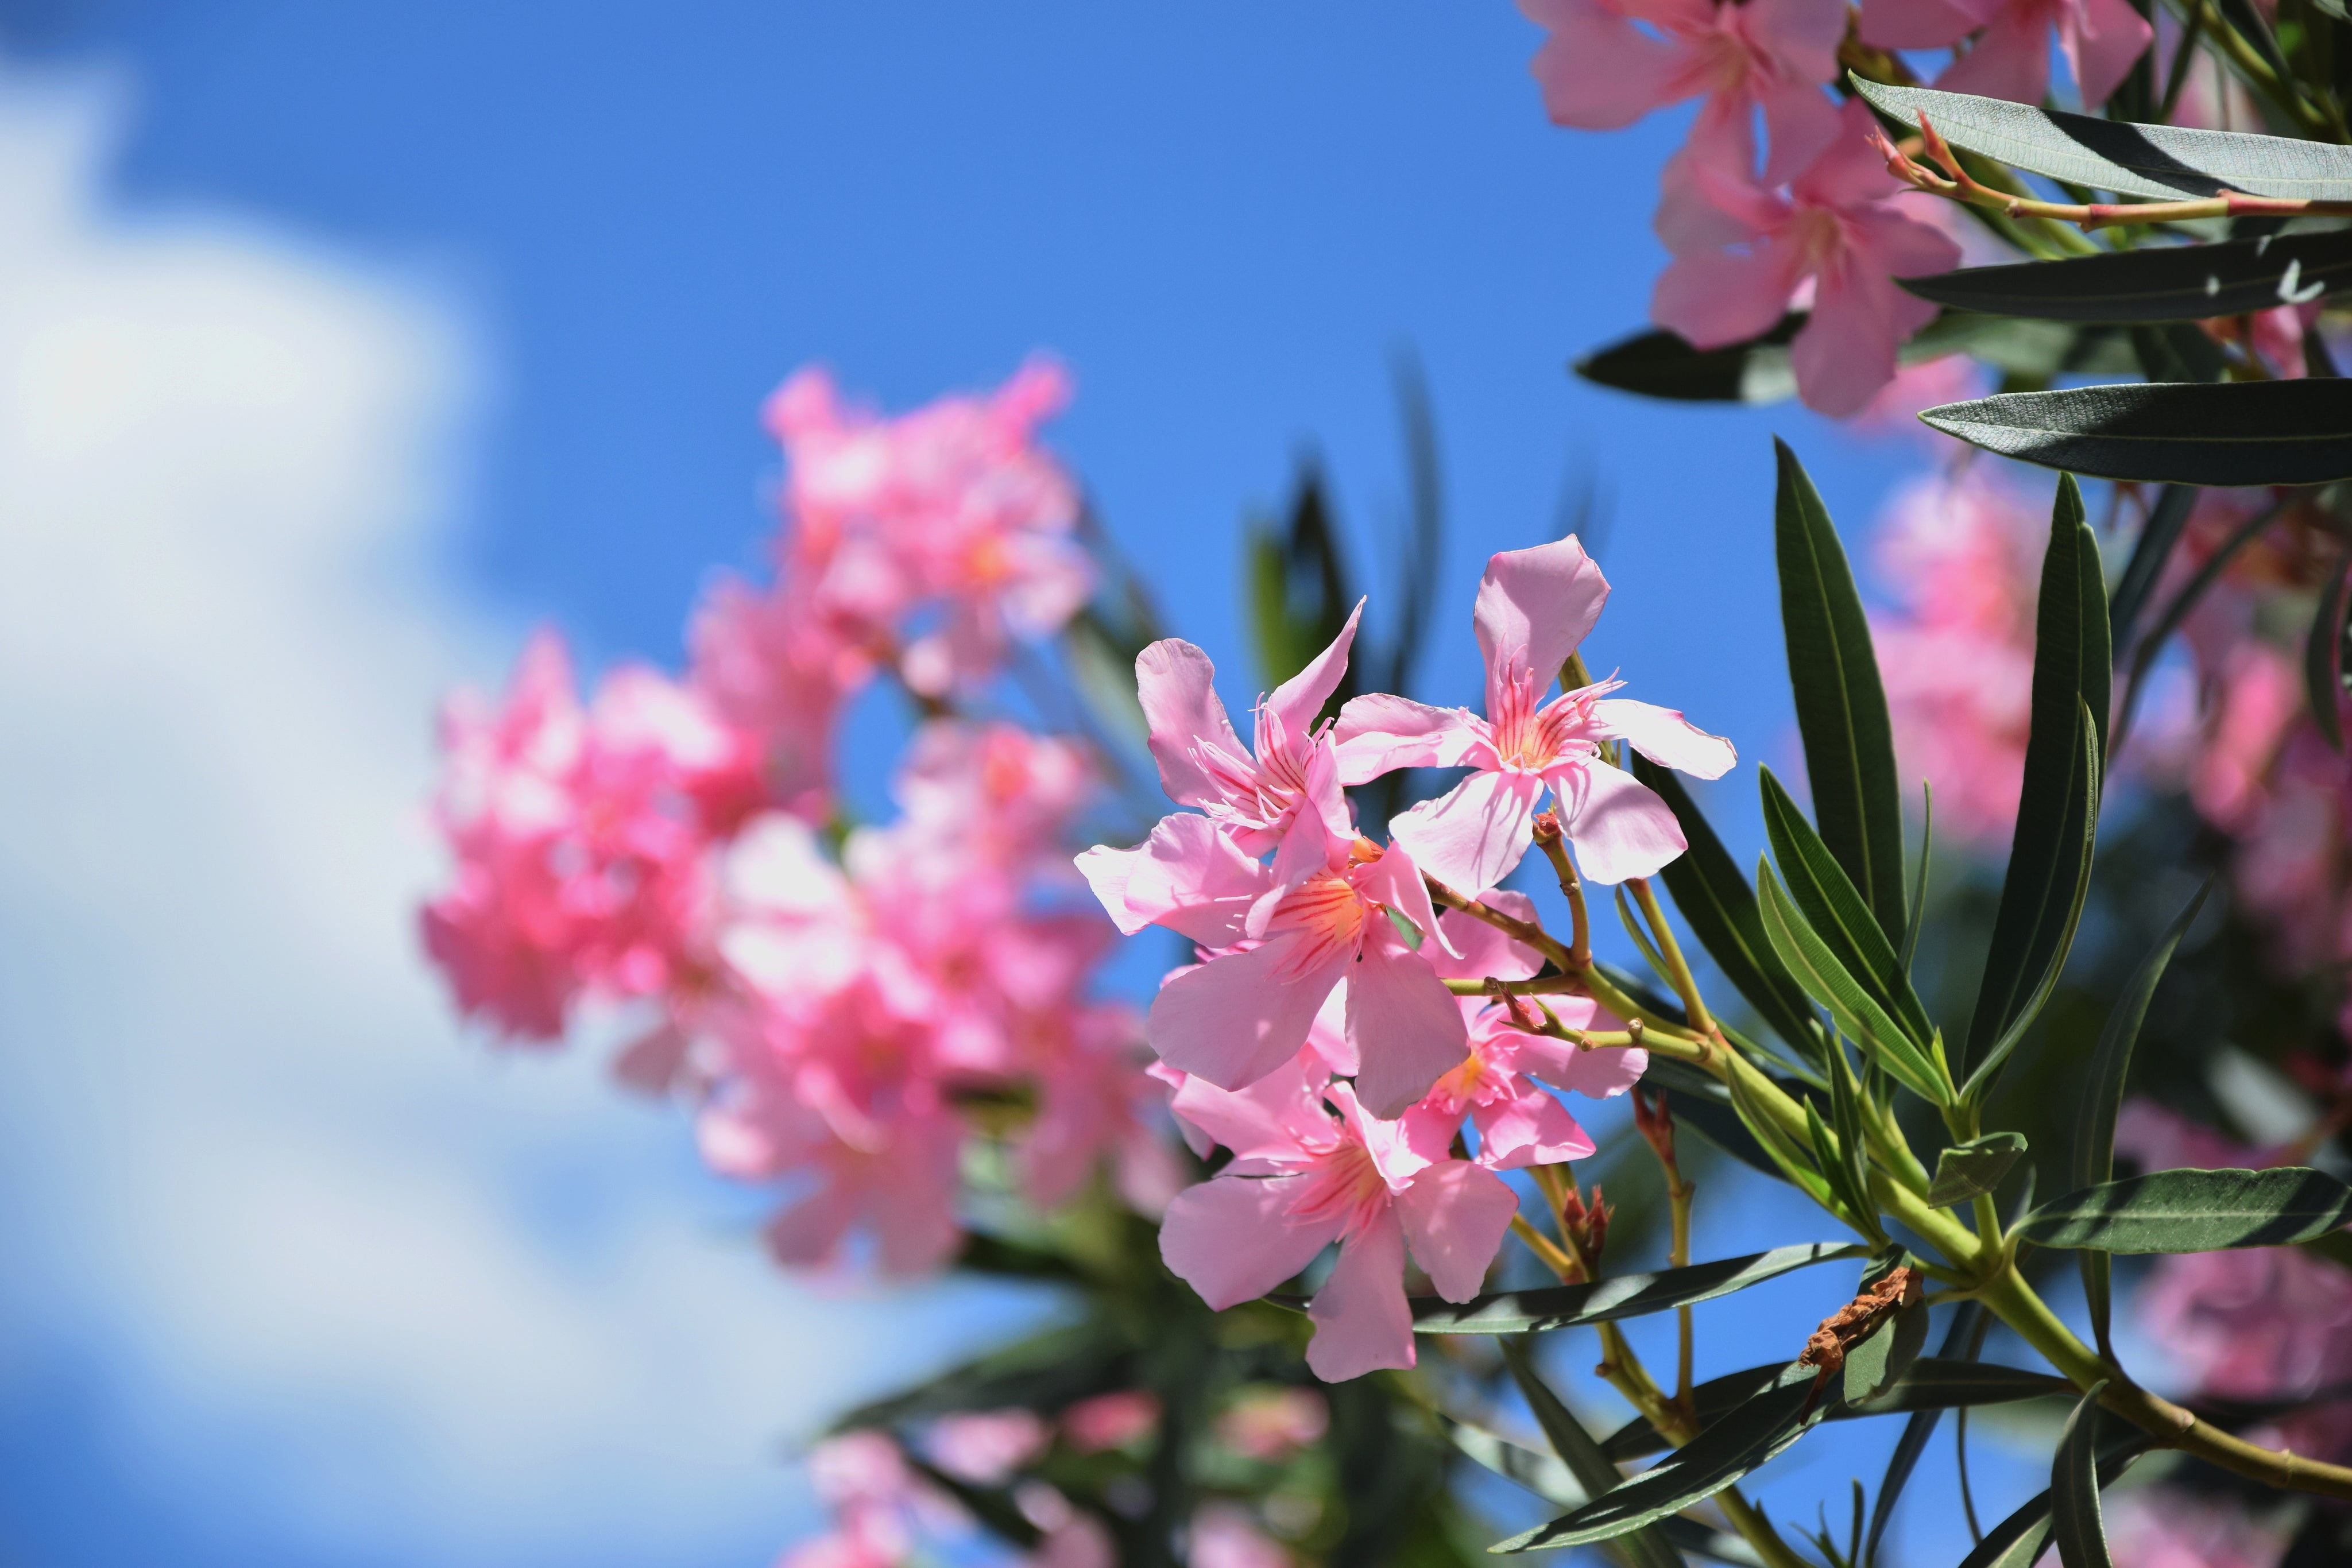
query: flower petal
[
  {"left": 1520, "top": 0, "right": 1691, "bottom": 130},
  {"left": 1076, "top": 811, "right": 1268, "bottom": 942},
  {"left": 1429, "top": 889, "right": 1545, "bottom": 982},
  {"left": 1333, "top": 692, "right": 1477, "bottom": 784},
  {"left": 1474, "top": 537, "right": 1611, "bottom": 701},
  {"left": 1306, "top": 1208, "right": 1416, "bottom": 1380},
  {"left": 1389, "top": 768, "right": 1547, "bottom": 898},
  {"left": 1471, "top": 1087, "right": 1597, "bottom": 1170},
  {"left": 1148, "top": 930, "right": 1350, "bottom": 1091},
  {"left": 1135, "top": 638, "right": 1248, "bottom": 808},
  {"left": 1266, "top": 598, "right": 1364, "bottom": 736},
  {"left": 2065, "top": 0, "right": 2154, "bottom": 107},
  {"left": 1170, "top": 1051, "right": 1337, "bottom": 1164},
  {"left": 1347, "top": 920, "right": 1472, "bottom": 1119},
  {"left": 1550, "top": 760, "right": 1688, "bottom": 884},
  {"left": 1588, "top": 698, "right": 1738, "bottom": 779},
  {"left": 1162, "top": 1175, "right": 1339, "bottom": 1310},
  {"left": 1396, "top": 1160, "right": 1520, "bottom": 1301}
]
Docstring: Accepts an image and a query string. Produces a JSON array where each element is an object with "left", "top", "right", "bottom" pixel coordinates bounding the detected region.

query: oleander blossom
[{"left": 1860, "top": 0, "right": 2152, "bottom": 109}]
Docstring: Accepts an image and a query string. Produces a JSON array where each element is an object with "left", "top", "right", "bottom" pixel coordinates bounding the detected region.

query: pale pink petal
[
  {"left": 1329, "top": 1079, "right": 1436, "bottom": 1188},
  {"left": 1248, "top": 799, "right": 1345, "bottom": 939},
  {"left": 1429, "top": 891, "right": 1544, "bottom": 982},
  {"left": 1654, "top": 245, "right": 1801, "bottom": 353},
  {"left": 1170, "top": 1052, "right": 1337, "bottom": 1164},
  {"left": 1520, "top": 0, "right": 1691, "bottom": 129},
  {"left": 2066, "top": 0, "right": 2155, "bottom": 107},
  {"left": 1588, "top": 699, "right": 1738, "bottom": 779},
  {"left": 1076, "top": 811, "right": 1268, "bottom": 942},
  {"left": 1388, "top": 768, "right": 1548, "bottom": 897},
  {"left": 1305, "top": 979, "right": 1358, "bottom": 1075},
  {"left": 1755, "top": 78, "right": 1842, "bottom": 185},
  {"left": 1684, "top": 90, "right": 1762, "bottom": 185},
  {"left": 1550, "top": 760, "right": 1688, "bottom": 884},
  {"left": 1793, "top": 98, "right": 1910, "bottom": 208},
  {"left": 1135, "top": 638, "right": 1248, "bottom": 807},
  {"left": 1305, "top": 1209, "right": 1416, "bottom": 1380},
  {"left": 1747, "top": 0, "right": 1851, "bottom": 73},
  {"left": 1332, "top": 693, "right": 1478, "bottom": 784},
  {"left": 1859, "top": 0, "right": 1989, "bottom": 49},
  {"left": 1353, "top": 839, "right": 1454, "bottom": 958},
  {"left": 1537, "top": 1043, "right": 1651, "bottom": 1099},
  {"left": 1347, "top": 920, "right": 1472, "bottom": 1119},
  {"left": 1472, "top": 1089, "right": 1598, "bottom": 1169},
  {"left": 1266, "top": 599, "right": 1364, "bottom": 735},
  {"left": 1473, "top": 536, "right": 1612, "bottom": 704},
  {"left": 1162, "top": 1175, "right": 1340, "bottom": 1310},
  {"left": 1932, "top": 6, "right": 2053, "bottom": 103},
  {"left": 1655, "top": 151, "right": 1770, "bottom": 254},
  {"left": 1395, "top": 1160, "right": 1520, "bottom": 1301},
  {"left": 1150, "top": 930, "right": 1351, "bottom": 1091}
]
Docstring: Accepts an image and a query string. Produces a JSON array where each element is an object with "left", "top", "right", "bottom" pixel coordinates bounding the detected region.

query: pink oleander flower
[
  {"left": 688, "top": 573, "right": 863, "bottom": 823},
  {"left": 783, "top": 1432, "right": 950, "bottom": 1568},
  {"left": 1861, "top": 0, "right": 2152, "bottom": 109},
  {"left": 1655, "top": 100, "right": 1962, "bottom": 417},
  {"left": 1334, "top": 536, "right": 1735, "bottom": 895},
  {"left": 1158, "top": 1058, "right": 1519, "bottom": 1380},
  {"left": 2105, "top": 1491, "right": 2289, "bottom": 1568},
  {"left": 1214, "top": 1387, "right": 1329, "bottom": 1461},
  {"left": 1078, "top": 812, "right": 1467, "bottom": 1117},
  {"left": 1189, "top": 1504, "right": 1294, "bottom": 1568},
  {"left": 1519, "top": 0, "right": 1846, "bottom": 181},
  {"left": 2191, "top": 640, "right": 2304, "bottom": 835},
  {"left": 929, "top": 1410, "right": 1053, "bottom": 1485},
  {"left": 1021, "top": 1003, "right": 1185, "bottom": 1216},
  {"left": 1061, "top": 1390, "right": 1161, "bottom": 1454}
]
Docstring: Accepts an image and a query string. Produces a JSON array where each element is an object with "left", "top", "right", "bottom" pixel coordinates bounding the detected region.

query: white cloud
[{"left": 0, "top": 65, "right": 1039, "bottom": 1565}]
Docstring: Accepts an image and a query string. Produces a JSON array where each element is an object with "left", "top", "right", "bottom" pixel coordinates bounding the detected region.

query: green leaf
[
  {"left": 1497, "top": 1340, "right": 1689, "bottom": 1568},
  {"left": 1724, "top": 1063, "right": 1842, "bottom": 1205},
  {"left": 1957, "top": 1441, "right": 2151, "bottom": 1568},
  {"left": 1900, "top": 230, "right": 2352, "bottom": 323},
  {"left": 1841, "top": 1291, "right": 1929, "bottom": 1407},
  {"left": 1807, "top": 1097, "right": 1871, "bottom": 1227},
  {"left": 1919, "top": 381, "right": 2352, "bottom": 486},
  {"left": 1928, "top": 1132, "right": 2030, "bottom": 1208},
  {"left": 1866, "top": 1304, "right": 1982, "bottom": 1566},
  {"left": 1246, "top": 464, "right": 1357, "bottom": 706},
  {"left": 1494, "top": 1363, "right": 1828, "bottom": 1552},
  {"left": 1576, "top": 315, "right": 1804, "bottom": 404},
  {"left": 2050, "top": 1383, "right": 2113, "bottom": 1568},
  {"left": 1850, "top": 76, "right": 2352, "bottom": 202},
  {"left": 2129, "top": 322, "right": 2225, "bottom": 385},
  {"left": 2077, "top": 886, "right": 2210, "bottom": 1356},
  {"left": 2307, "top": 547, "right": 2350, "bottom": 750},
  {"left": 1966, "top": 478, "right": 2109, "bottom": 1083},
  {"left": 1645, "top": 1058, "right": 1805, "bottom": 1184},
  {"left": 1758, "top": 860, "right": 1948, "bottom": 1103},
  {"left": 1635, "top": 757, "right": 1821, "bottom": 1063},
  {"left": 2109, "top": 483, "right": 2196, "bottom": 655},
  {"left": 1774, "top": 440, "right": 1908, "bottom": 934},
  {"left": 1603, "top": 1357, "right": 2071, "bottom": 1461},
  {"left": 2021, "top": 1167, "right": 2352, "bottom": 1252},
  {"left": 1900, "top": 780, "right": 1932, "bottom": 980},
  {"left": 1759, "top": 766, "right": 1934, "bottom": 1044},
  {"left": 1379, "top": 1242, "right": 1869, "bottom": 1335},
  {"left": 1446, "top": 1419, "right": 1756, "bottom": 1566}
]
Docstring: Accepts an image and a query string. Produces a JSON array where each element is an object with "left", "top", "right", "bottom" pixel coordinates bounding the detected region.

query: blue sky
[{"left": 0, "top": 6, "right": 2053, "bottom": 1566}]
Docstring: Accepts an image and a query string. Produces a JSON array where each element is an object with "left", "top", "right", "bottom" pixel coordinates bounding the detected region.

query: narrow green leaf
[
  {"left": 1850, "top": 76, "right": 2352, "bottom": 202},
  {"left": 1603, "top": 1357, "right": 2071, "bottom": 1461},
  {"left": 1919, "top": 381, "right": 2352, "bottom": 486},
  {"left": 2077, "top": 886, "right": 2210, "bottom": 1356},
  {"left": 1828, "top": 1051, "right": 1875, "bottom": 1227},
  {"left": 1726, "top": 1063, "right": 1842, "bottom": 1205},
  {"left": 1646, "top": 1058, "right": 1802, "bottom": 1184},
  {"left": 1774, "top": 440, "right": 1908, "bottom": 934},
  {"left": 1807, "top": 1098, "right": 1870, "bottom": 1226},
  {"left": 1498, "top": 1341, "right": 1689, "bottom": 1568},
  {"left": 2021, "top": 1167, "right": 2352, "bottom": 1252},
  {"left": 1928, "top": 1132, "right": 2030, "bottom": 1209},
  {"left": 1494, "top": 1363, "right": 1828, "bottom": 1552},
  {"left": 1900, "top": 230, "right": 2352, "bottom": 324},
  {"left": 1842, "top": 1295, "right": 1929, "bottom": 1407},
  {"left": 1957, "top": 1442, "right": 2150, "bottom": 1568},
  {"left": 1865, "top": 1304, "right": 1982, "bottom": 1566},
  {"left": 1760, "top": 766, "right": 1935, "bottom": 1043},
  {"left": 1635, "top": 756, "right": 1821, "bottom": 1062},
  {"left": 1617, "top": 884, "right": 1680, "bottom": 995},
  {"left": 1758, "top": 861, "right": 1948, "bottom": 1103},
  {"left": 1446, "top": 1419, "right": 1759, "bottom": 1566},
  {"left": 2129, "top": 322, "right": 2225, "bottom": 384},
  {"left": 2211, "top": 0, "right": 2297, "bottom": 103},
  {"left": 2109, "top": 483, "right": 2196, "bottom": 654},
  {"left": 2050, "top": 1382, "right": 2113, "bottom": 1568},
  {"left": 2307, "top": 547, "right": 2350, "bottom": 750},
  {"left": 1384, "top": 1242, "right": 1870, "bottom": 1335},
  {"left": 1967, "top": 480, "right": 2109, "bottom": 1079},
  {"left": 1601, "top": 1366, "right": 1790, "bottom": 1461},
  {"left": 1900, "top": 781, "right": 1932, "bottom": 981},
  {"left": 1576, "top": 315, "right": 1804, "bottom": 404}
]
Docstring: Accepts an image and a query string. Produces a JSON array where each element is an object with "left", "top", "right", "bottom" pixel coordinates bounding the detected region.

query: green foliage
[
  {"left": 1919, "top": 381, "right": 2352, "bottom": 485},
  {"left": 1757, "top": 860, "right": 1948, "bottom": 1103},
  {"left": 1927, "top": 1132, "right": 2029, "bottom": 1208},
  {"left": 1760, "top": 766, "right": 1934, "bottom": 1044},
  {"left": 1498, "top": 1340, "right": 1688, "bottom": 1568},
  {"left": 2049, "top": 1383, "right": 2114, "bottom": 1568},
  {"left": 1366, "top": 1242, "right": 1869, "bottom": 1335},
  {"left": 1601, "top": 1357, "right": 2068, "bottom": 1461},
  {"left": 2021, "top": 1166, "right": 2352, "bottom": 1250},
  {"left": 1953, "top": 1441, "right": 2150, "bottom": 1568},
  {"left": 1899, "top": 229, "right": 2352, "bottom": 323}
]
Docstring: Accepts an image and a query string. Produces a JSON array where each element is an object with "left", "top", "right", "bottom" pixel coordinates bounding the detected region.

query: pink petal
[
  {"left": 1429, "top": 891, "right": 1545, "bottom": 982},
  {"left": 1388, "top": 768, "right": 1548, "bottom": 897},
  {"left": 1075, "top": 811, "right": 1267, "bottom": 942},
  {"left": 1329, "top": 1079, "right": 1436, "bottom": 1188},
  {"left": 1538, "top": 1044, "right": 1651, "bottom": 1099},
  {"left": 1353, "top": 839, "right": 1454, "bottom": 958},
  {"left": 1473, "top": 536, "right": 1612, "bottom": 704},
  {"left": 1655, "top": 151, "right": 1770, "bottom": 254},
  {"left": 1755, "top": 77, "right": 1843, "bottom": 185},
  {"left": 1135, "top": 639, "right": 1248, "bottom": 808},
  {"left": 1247, "top": 795, "right": 1346, "bottom": 939},
  {"left": 1162, "top": 1174, "right": 1340, "bottom": 1310},
  {"left": 2065, "top": 0, "right": 2155, "bottom": 107},
  {"left": 1306, "top": 980, "right": 1358, "bottom": 1075},
  {"left": 1266, "top": 599, "right": 1364, "bottom": 736},
  {"left": 1550, "top": 760, "right": 1688, "bottom": 884},
  {"left": 1395, "top": 1160, "right": 1520, "bottom": 1300},
  {"left": 1588, "top": 698, "right": 1738, "bottom": 779},
  {"left": 1746, "top": 0, "right": 1852, "bottom": 72},
  {"left": 1858, "top": 0, "right": 1989, "bottom": 49},
  {"left": 1932, "top": 6, "right": 2053, "bottom": 104},
  {"left": 1653, "top": 245, "right": 1800, "bottom": 353},
  {"left": 1170, "top": 1051, "right": 1337, "bottom": 1164},
  {"left": 1472, "top": 1088, "right": 1598, "bottom": 1169},
  {"left": 1149, "top": 930, "right": 1351, "bottom": 1091},
  {"left": 1305, "top": 1209, "right": 1416, "bottom": 1380},
  {"left": 1332, "top": 693, "right": 1477, "bottom": 784},
  {"left": 1347, "top": 919, "right": 1472, "bottom": 1119},
  {"left": 1520, "top": 0, "right": 1692, "bottom": 129}
]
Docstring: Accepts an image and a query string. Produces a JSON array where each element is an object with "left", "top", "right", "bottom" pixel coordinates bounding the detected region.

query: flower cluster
[
  {"left": 1080, "top": 536, "right": 1733, "bottom": 1377},
  {"left": 421, "top": 362, "right": 1173, "bottom": 1277}
]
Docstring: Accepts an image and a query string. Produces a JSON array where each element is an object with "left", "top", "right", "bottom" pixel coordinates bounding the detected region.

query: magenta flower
[
  {"left": 1159, "top": 1058, "right": 1519, "bottom": 1380},
  {"left": 1860, "top": 0, "right": 2152, "bottom": 109},
  {"left": 1520, "top": 0, "right": 1847, "bottom": 181},
  {"left": 1653, "top": 100, "right": 1962, "bottom": 418},
  {"left": 1334, "top": 536, "right": 1734, "bottom": 896}
]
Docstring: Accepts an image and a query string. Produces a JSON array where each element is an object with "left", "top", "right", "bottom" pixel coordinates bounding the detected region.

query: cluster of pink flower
[
  {"left": 1514, "top": 0, "right": 2170, "bottom": 414},
  {"left": 1078, "top": 536, "right": 1735, "bottom": 1379},
  {"left": 421, "top": 361, "right": 1177, "bottom": 1276}
]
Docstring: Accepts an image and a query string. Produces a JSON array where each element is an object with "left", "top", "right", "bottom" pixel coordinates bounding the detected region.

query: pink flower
[
  {"left": 2105, "top": 1492, "right": 2289, "bottom": 1568},
  {"left": 1189, "top": 1504, "right": 1294, "bottom": 1568},
  {"left": 1159, "top": 1059, "right": 1519, "bottom": 1380},
  {"left": 1214, "top": 1387, "right": 1329, "bottom": 1461},
  {"left": 929, "top": 1410, "right": 1052, "bottom": 1485},
  {"left": 1078, "top": 814, "right": 1467, "bottom": 1117},
  {"left": 1519, "top": 0, "right": 1846, "bottom": 181},
  {"left": 1655, "top": 100, "right": 1962, "bottom": 417},
  {"left": 688, "top": 573, "right": 861, "bottom": 823},
  {"left": 1334, "top": 536, "right": 1734, "bottom": 895},
  {"left": 1061, "top": 1390, "right": 1161, "bottom": 1453},
  {"left": 1862, "top": 0, "right": 2153, "bottom": 109},
  {"left": 1021, "top": 1004, "right": 1185, "bottom": 1215}
]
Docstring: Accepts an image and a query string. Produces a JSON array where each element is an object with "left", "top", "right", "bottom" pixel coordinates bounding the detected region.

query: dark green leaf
[
  {"left": 2109, "top": 483, "right": 2196, "bottom": 654},
  {"left": 2078, "top": 886, "right": 2210, "bottom": 1356},
  {"left": 1497, "top": 1341, "right": 1689, "bottom": 1568},
  {"left": 1958, "top": 1441, "right": 2150, "bottom": 1568},
  {"left": 1850, "top": 76, "right": 2352, "bottom": 202},
  {"left": 1808, "top": 1097, "right": 1871, "bottom": 1226},
  {"left": 1928, "top": 1132, "right": 2030, "bottom": 1209},
  {"left": 2021, "top": 1166, "right": 2352, "bottom": 1252},
  {"left": 1446, "top": 1419, "right": 1757, "bottom": 1566},
  {"left": 1774, "top": 440, "right": 1909, "bottom": 934},
  {"left": 1901, "top": 230, "right": 2352, "bottom": 324},
  {"left": 1576, "top": 315, "right": 1804, "bottom": 404},
  {"left": 1494, "top": 1363, "right": 1828, "bottom": 1552},
  {"left": 1842, "top": 1294, "right": 1929, "bottom": 1407},
  {"left": 1920, "top": 381, "right": 2352, "bottom": 486},
  {"left": 1760, "top": 766, "right": 1934, "bottom": 1044},
  {"left": 1645, "top": 1058, "right": 1802, "bottom": 1184},
  {"left": 2130, "top": 322, "right": 2225, "bottom": 384},
  {"left": 1601, "top": 1365, "right": 1790, "bottom": 1461},
  {"left": 1900, "top": 781, "right": 1932, "bottom": 980},
  {"left": 1866, "top": 1305, "right": 1983, "bottom": 1567},
  {"left": 1380, "top": 1242, "right": 1869, "bottom": 1335},
  {"left": 1967, "top": 479, "right": 2109, "bottom": 1082},
  {"left": 1758, "top": 861, "right": 1949, "bottom": 1102},
  {"left": 1603, "top": 1357, "right": 2071, "bottom": 1461},
  {"left": 2307, "top": 547, "right": 2350, "bottom": 750},
  {"left": 2050, "top": 1382, "right": 2113, "bottom": 1568},
  {"left": 1724, "top": 1065, "right": 1842, "bottom": 1206},
  {"left": 1636, "top": 757, "right": 1821, "bottom": 1062},
  {"left": 2211, "top": 0, "right": 2297, "bottom": 106}
]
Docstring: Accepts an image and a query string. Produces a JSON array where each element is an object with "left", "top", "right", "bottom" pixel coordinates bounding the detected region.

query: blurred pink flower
[
  {"left": 1852, "top": 352, "right": 1988, "bottom": 435},
  {"left": 1519, "top": 0, "right": 1846, "bottom": 181},
  {"left": 1334, "top": 536, "right": 1734, "bottom": 894},
  {"left": 1061, "top": 1390, "right": 1162, "bottom": 1453},
  {"left": 1189, "top": 1504, "right": 1293, "bottom": 1568},
  {"left": 1860, "top": 0, "right": 2152, "bottom": 107},
  {"left": 2105, "top": 1492, "right": 2288, "bottom": 1568},
  {"left": 929, "top": 1410, "right": 1052, "bottom": 1485},
  {"left": 1655, "top": 101, "right": 1961, "bottom": 417},
  {"left": 1214, "top": 1387, "right": 1329, "bottom": 1461}
]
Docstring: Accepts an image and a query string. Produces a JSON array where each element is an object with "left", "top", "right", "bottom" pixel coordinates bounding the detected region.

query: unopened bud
[{"left": 1531, "top": 811, "right": 1562, "bottom": 845}]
